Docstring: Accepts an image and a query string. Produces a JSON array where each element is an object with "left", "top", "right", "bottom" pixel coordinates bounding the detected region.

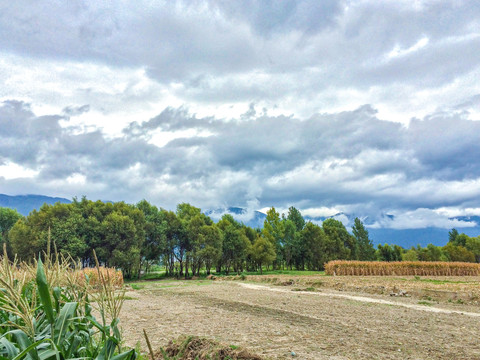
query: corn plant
[
  {"left": 325, "top": 260, "right": 480, "bottom": 276},
  {"left": 0, "top": 250, "right": 136, "bottom": 360}
]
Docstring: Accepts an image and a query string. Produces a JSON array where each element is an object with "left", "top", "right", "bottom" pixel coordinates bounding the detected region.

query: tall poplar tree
[{"left": 352, "top": 217, "right": 376, "bottom": 260}]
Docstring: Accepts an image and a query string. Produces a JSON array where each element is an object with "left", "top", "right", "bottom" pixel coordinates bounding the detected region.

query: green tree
[
  {"left": 160, "top": 209, "right": 183, "bottom": 276},
  {"left": 287, "top": 206, "right": 305, "bottom": 232},
  {"left": 187, "top": 214, "right": 211, "bottom": 276},
  {"left": 263, "top": 207, "right": 285, "bottom": 269},
  {"left": 402, "top": 248, "right": 418, "bottom": 261},
  {"left": 9, "top": 219, "right": 40, "bottom": 260},
  {"left": 292, "top": 230, "right": 307, "bottom": 270},
  {"left": 175, "top": 203, "right": 213, "bottom": 277},
  {"left": 442, "top": 243, "right": 475, "bottom": 262},
  {"left": 465, "top": 236, "right": 480, "bottom": 263},
  {"left": 101, "top": 211, "right": 142, "bottom": 278},
  {"left": 175, "top": 203, "right": 202, "bottom": 277},
  {"left": 136, "top": 200, "right": 166, "bottom": 273},
  {"left": 300, "top": 222, "right": 325, "bottom": 270},
  {"left": 0, "top": 207, "right": 23, "bottom": 256},
  {"left": 425, "top": 244, "right": 445, "bottom": 261},
  {"left": 51, "top": 210, "right": 88, "bottom": 260},
  {"left": 322, "top": 218, "right": 353, "bottom": 261},
  {"left": 393, "top": 245, "right": 403, "bottom": 261},
  {"left": 9, "top": 203, "right": 86, "bottom": 261},
  {"left": 250, "top": 236, "right": 276, "bottom": 274},
  {"left": 282, "top": 219, "right": 296, "bottom": 269},
  {"left": 448, "top": 228, "right": 459, "bottom": 243},
  {"left": 198, "top": 224, "right": 223, "bottom": 274},
  {"left": 218, "top": 214, "right": 250, "bottom": 274},
  {"left": 376, "top": 244, "right": 402, "bottom": 262},
  {"left": 352, "top": 218, "right": 375, "bottom": 261},
  {"left": 453, "top": 233, "right": 469, "bottom": 247}
]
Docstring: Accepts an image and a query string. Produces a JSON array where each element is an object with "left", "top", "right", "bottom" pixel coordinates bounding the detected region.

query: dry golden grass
[{"left": 325, "top": 260, "right": 480, "bottom": 276}]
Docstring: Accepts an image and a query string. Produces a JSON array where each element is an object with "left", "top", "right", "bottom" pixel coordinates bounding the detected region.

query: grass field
[
  {"left": 121, "top": 273, "right": 480, "bottom": 359},
  {"left": 132, "top": 269, "right": 326, "bottom": 281}
]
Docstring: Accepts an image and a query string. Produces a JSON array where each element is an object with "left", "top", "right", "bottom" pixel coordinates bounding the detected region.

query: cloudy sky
[{"left": 1, "top": 0, "right": 480, "bottom": 229}]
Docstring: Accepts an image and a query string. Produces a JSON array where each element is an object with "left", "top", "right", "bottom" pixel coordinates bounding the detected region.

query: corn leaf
[
  {"left": 0, "top": 337, "right": 19, "bottom": 358},
  {"left": 12, "top": 338, "right": 58, "bottom": 360},
  {"left": 110, "top": 349, "right": 136, "bottom": 360},
  {"left": 8, "top": 330, "right": 39, "bottom": 360},
  {"left": 52, "top": 288, "right": 61, "bottom": 314},
  {"left": 95, "top": 337, "right": 118, "bottom": 360},
  {"left": 54, "top": 302, "right": 78, "bottom": 346},
  {"left": 64, "top": 334, "right": 82, "bottom": 359},
  {"left": 36, "top": 259, "right": 54, "bottom": 325},
  {"left": 38, "top": 349, "right": 58, "bottom": 360}
]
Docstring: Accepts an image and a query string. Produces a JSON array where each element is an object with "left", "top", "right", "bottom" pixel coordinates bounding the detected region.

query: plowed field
[{"left": 121, "top": 275, "right": 480, "bottom": 359}]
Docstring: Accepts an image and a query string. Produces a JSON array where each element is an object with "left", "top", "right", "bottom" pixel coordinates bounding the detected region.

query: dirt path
[
  {"left": 238, "top": 282, "right": 480, "bottom": 317},
  {"left": 121, "top": 280, "right": 480, "bottom": 360}
]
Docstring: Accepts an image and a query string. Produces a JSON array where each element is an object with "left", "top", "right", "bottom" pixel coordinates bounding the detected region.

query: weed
[
  {"left": 131, "top": 284, "right": 146, "bottom": 290},
  {"left": 418, "top": 301, "right": 434, "bottom": 306},
  {"left": 155, "top": 335, "right": 263, "bottom": 360}
]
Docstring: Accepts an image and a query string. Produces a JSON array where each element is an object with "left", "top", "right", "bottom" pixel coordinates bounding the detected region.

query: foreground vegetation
[
  {"left": 1, "top": 200, "right": 479, "bottom": 279},
  {"left": 0, "top": 248, "right": 135, "bottom": 360}
]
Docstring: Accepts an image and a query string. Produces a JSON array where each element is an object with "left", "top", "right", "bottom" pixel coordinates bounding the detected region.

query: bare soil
[{"left": 121, "top": 275, "right": 480, "bottom": 360}]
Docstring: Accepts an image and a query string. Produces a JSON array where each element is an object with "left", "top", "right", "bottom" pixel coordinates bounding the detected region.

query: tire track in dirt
[
  {"left": 238, "top": 282, "right": 480, "bottom": 318},
  {"left": 173, "top": 290, "right": 332, "bottom": 324}
]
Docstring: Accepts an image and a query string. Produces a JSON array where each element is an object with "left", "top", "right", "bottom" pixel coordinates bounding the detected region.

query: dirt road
[
  {"left": 121, "top": 280, "right": 480, "bottom": 359},
  {"left": 239, "top": 282, "right": 480, "bottom": 317}
]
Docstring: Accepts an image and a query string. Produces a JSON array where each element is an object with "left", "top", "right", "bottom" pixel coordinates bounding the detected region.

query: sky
[{"left": 1, "top": 0, "right": 480, "bottom": 230}]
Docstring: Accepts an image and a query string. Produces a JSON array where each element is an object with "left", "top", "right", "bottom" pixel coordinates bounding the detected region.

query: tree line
[{"left": 0, "top": 198, "right": 479, "bottom": 278}]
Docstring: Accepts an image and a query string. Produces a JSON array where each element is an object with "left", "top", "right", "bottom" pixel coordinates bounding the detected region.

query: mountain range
[
  {"left": 208, "top": 208, "right": 480, "bottom": 248},
  {"left": 2, "top": 194, "right": 479, "bottom": 248},
  {"left": 0, "top": 194, "right": 71, "bottom": 216}
]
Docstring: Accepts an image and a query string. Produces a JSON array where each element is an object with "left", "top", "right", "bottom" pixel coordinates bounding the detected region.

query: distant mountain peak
[
  {"left": 0, "top": 194, "right": 71, "bottom": 216},
  {"left": 204, "top": 206, "right": 266, "bottom": 228}
]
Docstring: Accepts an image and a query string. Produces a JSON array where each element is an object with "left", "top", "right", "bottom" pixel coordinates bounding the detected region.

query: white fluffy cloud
[{"left": 1, "top": 0, "right": 480, "bottom": 228}]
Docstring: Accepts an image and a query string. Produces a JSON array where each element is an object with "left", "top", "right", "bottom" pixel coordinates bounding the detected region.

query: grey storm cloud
[
  {"left": 62, "top": 105, "right": 90, "bottom": 117},
  {"left": 1, "top": 0, "right": 479, "bottom": 91},
  {"left": 3, "top": 99, "right": 480, "bottom": 218},
  {"left": 212, "top": 0, "right": 343, "bottom": 36},
  {"left": 1, "top": 1, "right": 480, "bottom": 229}
]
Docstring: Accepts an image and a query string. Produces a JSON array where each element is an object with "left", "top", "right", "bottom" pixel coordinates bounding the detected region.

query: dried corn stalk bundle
[{"left": 325, "top": 260, "right": 480, "bottom": 276}]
